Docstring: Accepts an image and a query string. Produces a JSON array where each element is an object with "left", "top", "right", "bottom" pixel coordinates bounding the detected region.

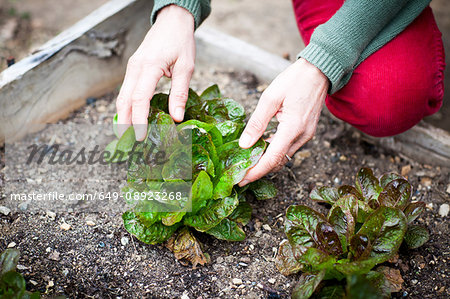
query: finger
[
  {"left": 116, "top": 57, "right": 141, "bottom": 137},
  {"left": 239, "top": 122, "right": 296, "bottom": 186},
  {"left": 239, "top": 91, "right": 281, "bottom": 149},
  {"left": 131, "top": 66, "right": 164, "bottom": 141},
  {"left": 169, "top": 61, "right": 194, "bottom": 122}
]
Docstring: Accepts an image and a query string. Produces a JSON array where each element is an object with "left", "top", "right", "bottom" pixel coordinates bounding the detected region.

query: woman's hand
[
  {"left": 238, "top": 58, "right": 329, "bottom": 186},
  {"left": 116, "top": 5, "right": 195, "bottom": 140}
]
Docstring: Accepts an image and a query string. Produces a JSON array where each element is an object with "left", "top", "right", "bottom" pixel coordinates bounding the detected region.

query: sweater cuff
[
  {"left": 297, "top": 43, "right": 346, "bottom": 94},
  {"left": 151, "top": 0, "right": 202, "bottom": 29}
]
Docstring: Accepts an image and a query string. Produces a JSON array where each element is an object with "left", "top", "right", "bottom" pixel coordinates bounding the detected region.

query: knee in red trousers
[{"left": 292, "top": 1, "right": 445, "bottom": 137}]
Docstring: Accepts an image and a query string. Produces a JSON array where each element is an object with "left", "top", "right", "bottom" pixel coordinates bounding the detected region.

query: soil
[{"left": 1, "top": 64, "right": 449, "bottom": 299}]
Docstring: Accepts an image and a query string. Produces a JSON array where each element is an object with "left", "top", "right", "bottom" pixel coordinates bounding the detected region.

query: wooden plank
[
  {"left": 195, "top": 27, "right": 291, "bottom": 83},
  {"left": 0, "top": 0, "right": 153, "bottom": 142}
]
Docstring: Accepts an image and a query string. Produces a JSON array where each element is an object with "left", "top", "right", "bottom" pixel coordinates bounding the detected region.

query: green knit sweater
[{"left": 151, "top": 0, "right": 431, "bottom": 94}]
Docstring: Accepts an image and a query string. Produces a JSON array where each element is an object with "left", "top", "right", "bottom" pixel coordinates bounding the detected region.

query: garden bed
[{"left": 0, "top": 63, "right": 449, "bottom": 298}]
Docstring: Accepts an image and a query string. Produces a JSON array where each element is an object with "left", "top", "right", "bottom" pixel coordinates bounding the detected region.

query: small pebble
[
  {"left": 438, "top": 204, "right": 449, "bottom": 217},
  {"left": 446, "top": 184, "right": 450, "bottom": 194},
  {"left": 411, "top": 279, "right": 418, "bottom": 285},
  {"left": 238, "top": 262, "right": 248, "bottom": 267},
  {"left": 121, "top": 237, "right": 129, "bottom": 246},
  {"left": 30, "top": 280, "right": 37, "bottom": 286},
  {"left": 46, "top": 210, "right": 56, "bottom": 220},
  {"left": 47, "top": 280, "right": 54, "bottom": 288},
  {"left": 46, "top": 247, "right": 52, "bottom": 253},
  {"left": 86, "top": 220, "right": 95, "bottom": 226},
  {"left": 339, "top": 155, "right": 347, "bottom": 161},
  {"left": 0, "top": 206, "right": 11, "bottom": 216},
  {"left": 268, "top": 278, "right": 276, "bottom": 284},
  {"left": 98, "top": 241, "right": 105, "bottom": 248},
  {"left": 97, "top": 105, "right": 107, "bottom": 112},
  {"left": 16, "top": 265, "right": 28, "bottom": 270},
  {"left": 232, "top": 278, "right": 243, "bottom": 285},
  {"left": 255, "top": 231, "right": 262, "bottom": 237},
  {"left": 48, "top": 251, "right": 60, "bottom": 261},
  {"left": 7, "top": 242, "right": 16, "bottom": 248},
  {"left": 216, "top": 256, "right": 224, "bottom": 264},
  {"left": 262, "top": 224, "right": 272, "bottom": 232},
  {"left": 60, "top": 222, "right": 71, "bottom": 231},
  {"left": 62, "top": 269, "right": 69, "bottom": 276},
  {"left": 18, "top": 202, "right": 28, "bottom": 211}
]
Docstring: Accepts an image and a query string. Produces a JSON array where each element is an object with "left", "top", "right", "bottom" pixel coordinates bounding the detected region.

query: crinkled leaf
[
  {"left": 338, "top": 185, "right": 363, "bottom": 200},
  {"left": 178, "top": 119, "right": 223, "bottom": 146},
  {"left": 161, "top": 212, "right": 186, "bottom": 226},
  {"left": 310, "top": 186, "right": 340, "bottom": 204},
  {"left": 161, "top": 148, "right": 192, "bottom": 180},
  {"left": 292, "top": 270, "right": 326, "bottom": 299},
  {"left": 350, "top": 207, "right": 406, "bottom": 263},
  {"left": 356, "top": 200, "right": 374, "bottom": 223},
  {"left": 165, "top": 228, "right": 208, "bottom": 267},
  {"left": 285, "top": 205, "right": 327, "bottom": 255},
  {"left": 205, "top": 218, "right": 245, "bottom": 241},
  {"left": 228, "top": 201, "right": 252, "bottom": 225},
  {"left": 215, "top": 120, "right": 244, "bottom": 143},
  {"left": 192, "top": 144, "right": 215, "bottom": 177},
  {"left": 403, "top": 225, "right": 429, "bottom": 249},
  {"left": 300, "top": 247, "right": 337, "bottom": 273},
  {"left": 275, "top": 240, "right": 304, "bottom": 276},
  {"left": 213, "top": 139, "right": 265, "bottom": 199},
  {"left": 248, "top": 178, "right": 277, "bottom": 200},
  {"left": 316, "top": 222, "right": 343, "bottom": 256},
  {"left": 190, "top": 171, "right": 213, "bottom": 214},
  {"left": 403, "top": 202, "right": 425, "bottom": 224},
  {"left": 122, "top": 211, "right": 180, "bottom": 245},
  {"left": 185, "top": 88, "right": 202, "bottom": 109},
  {"left": 328, "top": 195, "right": 358, "bottom": 252},
  {"left": 355, "top": 168, "right": 382, "bottom": 207},
  {"left": 183, "top": 192, "right": 239, "bottom": 232},
  {"left": 200, "top": 84, "right": 221, "bottom": 100},
  {"left": 378, "top": 179, "right": 411, "bottom": 210},
  {"left": 0, "top": 249, "right": 20, "bottom": 275},
  {"left": 379, "top": 172, "right": 404, "bottom": 189},
  {"left": 150, "top": 93, "right": 169, "bottom": 113},
  {"left": 285, "top": 206, "right": 342, "bottom": 256}
]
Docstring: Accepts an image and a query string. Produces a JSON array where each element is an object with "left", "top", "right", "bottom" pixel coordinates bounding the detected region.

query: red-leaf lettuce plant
[
  {"left": 106, "top": 85, "right": 277, "bottom": 266},
  {"left": 276, "top": 168, "right": 429, "bottom": 298}
]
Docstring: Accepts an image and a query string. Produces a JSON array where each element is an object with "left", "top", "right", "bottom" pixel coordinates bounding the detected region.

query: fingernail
[
  {"left": 175, "top": 107, "right": 184, "bottom": 122},
  {"left": 239, "top": 179, "right": 250, "bottom": 187},
  {"left": 134, "top": 126, "right": 146, "bottom": 141},
  {"left": 239, "top": 132, "right": 252, "bottom": 148}
]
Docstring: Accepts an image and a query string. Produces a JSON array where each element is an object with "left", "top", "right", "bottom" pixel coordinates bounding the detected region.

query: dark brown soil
[{"left": 0, "top": 65, "right": 449, "bottom": 299}]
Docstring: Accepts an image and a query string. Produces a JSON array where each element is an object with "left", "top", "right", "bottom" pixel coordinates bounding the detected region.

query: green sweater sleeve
[
  {"left": 298, "top": 0, "right": 430, "bottom": 94},
  {"left": 151, "top": 0, "right": 211, "bottom": 29}
]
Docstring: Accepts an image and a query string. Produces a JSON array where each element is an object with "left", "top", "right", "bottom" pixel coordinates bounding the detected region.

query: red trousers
[{"left": 292, "top": 1, "right": 445, "bottom": 137}]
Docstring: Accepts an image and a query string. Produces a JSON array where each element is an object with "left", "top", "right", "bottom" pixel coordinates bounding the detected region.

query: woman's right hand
[{"left": 116, "top": 4, "right": 196, "bottom": 140}]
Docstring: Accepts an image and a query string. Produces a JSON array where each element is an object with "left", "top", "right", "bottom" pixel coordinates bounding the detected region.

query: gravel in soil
[{"left": 0, "top": 65, "right": 449, "bottom": 298}]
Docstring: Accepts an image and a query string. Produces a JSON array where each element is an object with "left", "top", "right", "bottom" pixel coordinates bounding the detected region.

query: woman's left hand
[{"left": 238, "top": 58, "right": 329, "bottom": 186}]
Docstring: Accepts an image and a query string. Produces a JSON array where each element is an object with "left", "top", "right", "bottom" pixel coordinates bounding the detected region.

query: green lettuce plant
[
  {"left": 0, "top": 249, "right": 40, "bottom": 299},
  {"left": 106, "top": 85, "right": 276, "bottom": 266},
  {"left": 276, "top": 168, "right": 429, "bottom": 298}
]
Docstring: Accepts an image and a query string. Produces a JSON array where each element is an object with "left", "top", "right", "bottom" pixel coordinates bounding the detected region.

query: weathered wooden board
[
  {"left": 0, "top": 1, "right": 448, "bottom": 166},
  {"left": 0, "top": 0, "right": 153, "bottom": 142}
]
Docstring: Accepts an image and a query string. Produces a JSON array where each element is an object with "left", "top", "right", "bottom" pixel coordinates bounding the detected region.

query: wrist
[
  {"left": 297, "top": 58, "right": 330, "bottom": 90},
  {"left": 156, "top": 4, "right": 195, "bottom": 30}
]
